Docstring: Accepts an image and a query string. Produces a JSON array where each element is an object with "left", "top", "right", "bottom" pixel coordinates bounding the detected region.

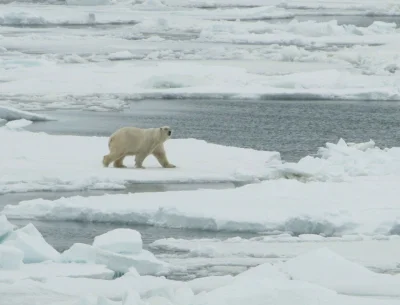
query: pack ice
[{"left": 2, "top": 215, "right": 400, "bottom": 305}]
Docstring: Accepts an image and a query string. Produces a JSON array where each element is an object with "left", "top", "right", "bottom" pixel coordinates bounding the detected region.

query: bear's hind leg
[
  {"left": 103, "top": 151, "right": 123, "bottom": 168},
  {"left": 152, "top": 143, "right": 176, "bottom": 168},
  {"left": 113, "top": 156, "right": 126, "bottom": 168}
]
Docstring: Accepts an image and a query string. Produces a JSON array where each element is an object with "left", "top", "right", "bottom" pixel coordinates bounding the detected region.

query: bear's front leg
[
  {"left": 135, "top": 153, "right": 147, "bottom": 169},
  {"left": 152, "top": 143, "right": 176, "bottom": 168}
]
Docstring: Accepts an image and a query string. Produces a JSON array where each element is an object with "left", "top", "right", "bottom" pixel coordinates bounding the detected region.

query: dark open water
[{"left": 26, "top": 99, "right": 400, "bottom": 162}]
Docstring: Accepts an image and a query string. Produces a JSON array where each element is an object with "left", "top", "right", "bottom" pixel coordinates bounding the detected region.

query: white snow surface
[
  {"left": 0, "top": 5, "right": 292, "bottom": 26},
  {"left": 0, "top": 128, "right": 280, "bottom": 194},
  {"left": 277, "top": 138, "right": 400, "bottom": 181},
  {"left": 59, "top": 242, "right": 170, "bottom": 275},
  {"left": 5, "top": 175, "right": 400, "bottom": 235},
  {"left": 281, "top": 247, "right": 400, "bottom": 297},
  {"left": 2, "top": 223, "right": 60, "bottom": 263},
  {"left": 1, "top": 2, "right": 400, "bottom": 109},
  {"left": 0, "top": 215, "right": 14, "bottom": 240},
  {"left": 0, "top": 262, "right": 114, "bottom": 283},
  {"left": 2, "top": 61, "right": 400, "bottom": 105},
  {"left": 5, "top": 119, "right": 32, "bottom": 129},
  {"left": 150, "top": 235, "right": 400, "bottom": 274},
  {"left": 0, "top": 106, "right": 53, "bottom": 122},
  {"left": 0, "top": 245, "right": 24, "bottom": 270},
  {"left": 93, "top": 229, "right": 143, "bottom": 254}
]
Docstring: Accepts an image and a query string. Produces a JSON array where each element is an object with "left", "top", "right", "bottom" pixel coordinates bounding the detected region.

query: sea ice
[
  {"left": 272, "top": 138, "right": 400, "bottom": 181},
  {"left": 5, "top": 119, "right": 33, "bottom": 129},
  {"left": 0, "top": 128, "right": 280, "bottom": 194},
  {"left": 0, "top": 215, "right": 14, "bottom": 241},
  {"left": 282, "top": 247, "right": 400, "bottom": 297},
  {"left": 2, "top": 223, "right": 60, "bottom": 263},
  {"left": 142, "top": 285, "right": 194, "bottom": 305},
  {"left": 0, "top": 262, "right": 114, "bottom": 283},
  {"left": 187, "top": 275, "right": 234, "bottom": 294},
  {"left": 151, "top": 235, "right": 400, "bottom": 273},
  {"left": 108, "top": 51, "right": 137, "bottom": 60},
  {"left": 27, "top": 273, "right": 183, "bottom": 300},
  {"left": 93, "top": 229, "right": 143, "bottom": 254},
  {"left": 190, "top": 253, "right": 400, "bottom": 305},
  {"left": 0, "top": 245, "right": 24, "bottom": 270},
  {"left": 59, "top": 242, "right": 170, "bottom": 275},
  {"left": 2, "top": 59, "right": 400, "bottom": 103},
  {"left": 0, "top": 106, "right": 53, "bottom": 122},
  {"left": 122, "top": 290, "right": 145, "bottom": 305},
  {"left": 5, "top": 175, "right": 400, "bottom": 236},
  {"left": 66, "top": 0, "right": 112, "bottom": 5},
  {"left": 234, "top": 262, "right": 288, "bottom": 281}
]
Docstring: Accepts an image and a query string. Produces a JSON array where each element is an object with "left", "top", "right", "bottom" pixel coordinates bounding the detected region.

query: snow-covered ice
[
  {"left": 187, "top": 275, "right": 234, "bottom": 294},
  {"left": 0, "top": 245, "right": 24, "bottom": 270},
  {"left": 2, "top": 61, "right": 400, "bottom": 107},
  {"left": 0, "top": 106, "right": 53, "bottom": 122},
  {"left": 277, "top": 138, "right": 400, "bottom": 181},
  {"left": 5, "top": 175, "right": 400, "bottom": 235},
  {"left": 0, "top": 128, "right": 281, "bottom": 194},
  {"left": 59, "top": 242, "right": 170, "bottom": 275},
  {"left": 151, "top": 235, "right": 400, "bottom": 276},
  {"left": 93, "top": 229, "right": 143, "bottom": 254},
  {"left": 5, "top": 118, "right": 32, "bottom": 129},
  {"left": 1, "top": 3, "right": 400, "bottom": 110},
  {"left": 0, "top": 215, "right": 14, "bottom": 240},
  {"left": 281, "top": 247, "right": 400, "bottom": 297},
  {"left": 1, "top": 220, "right": 400, "bottom": 305},
  {"left": 57, "top": 227, "right": 170, "bottom": 275},
  {"left": 0, "top": 262, "right": 114, "bottom": 283},
  {"left": 2, "top": 223, "right": 60, "bottom": 263}
]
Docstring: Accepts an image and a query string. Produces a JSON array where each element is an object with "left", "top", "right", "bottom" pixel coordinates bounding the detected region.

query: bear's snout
[{"left": 168, "top": 131, "right": 172, "bottom": 136}]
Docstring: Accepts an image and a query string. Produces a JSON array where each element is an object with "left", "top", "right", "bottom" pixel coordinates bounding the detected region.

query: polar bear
[{"left": 102, "top": 126, "right": 176, "bottom": 169}]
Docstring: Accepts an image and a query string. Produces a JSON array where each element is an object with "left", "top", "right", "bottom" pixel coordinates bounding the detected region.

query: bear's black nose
[{"left": 168, "top": 131, "right": 172, "bottom": 136}]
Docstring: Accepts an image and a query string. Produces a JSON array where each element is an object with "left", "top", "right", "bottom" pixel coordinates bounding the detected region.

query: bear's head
[{"left": 159, "top": 126, "right": 172, "bottom": 142}]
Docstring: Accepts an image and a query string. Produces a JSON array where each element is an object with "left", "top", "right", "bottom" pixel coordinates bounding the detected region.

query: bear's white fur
[{"left": 102, "top": 126, "right": 176, "bottom": 169}]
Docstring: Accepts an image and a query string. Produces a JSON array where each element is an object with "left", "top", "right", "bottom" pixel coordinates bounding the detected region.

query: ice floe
[
  {"left": 0, "top": 245, "right": 24, "bottom": 270},
  {"left": 59, "top": 242, "right": 170, "bottom": 275},
  {"left": 5, "top": 175, "right": 400, "bottom": 236},
  {"left": 2, "top": 223, "right": 60, "bottom": 263},
  {"left": 5, "top": 118, "right": 32, "bottom": 129},
  {"left": 281, "top": 247, "right": 400, "bottom": 297},
  {"left": 2, "top": 61, "right": 400, "bottom": 104},
  {"left": 151, "top": 235, "right": 400, "bottom": 276},
  {"left": 0, "top": 128, "right": 280, "bottom": 194},
  {"left": 92, "top": 229, "right": 143, "bottom": 254},
  {"left": 0, "top": 106, "right": 53, "bottom": 122},
  {"left": 277, "top": 138, "right": 400, "bottom": 181},
  {"left": 0, "top": 218, "right": 399, "bottom": 305},
  {"left": 0, "top": 262, "right": 115, "bottom": 283},
  {"left": 0, "top": 215, "right": 14, "bottom": 240}
]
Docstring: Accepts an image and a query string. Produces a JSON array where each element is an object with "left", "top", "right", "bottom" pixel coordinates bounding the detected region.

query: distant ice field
[{"left": 1, "top": 1, "right": 400, "bottom": 108}]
